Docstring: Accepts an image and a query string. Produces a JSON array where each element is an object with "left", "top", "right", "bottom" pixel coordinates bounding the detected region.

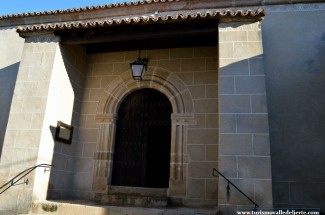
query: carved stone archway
[{"left": 92, "top": 67, "right": 196, "bottom": 198}]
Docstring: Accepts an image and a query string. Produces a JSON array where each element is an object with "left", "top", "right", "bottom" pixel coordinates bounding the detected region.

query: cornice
[
  {"left": 0, "top": 0, "right": 287, "bottom": 28},
  {"left": 1, "top": 0, "right": 322, "bottom": 35},
  {"left": 0, "top": 0, "right": 323, "bottom": 23},
  {"left": 16, "top": 8, "right": 265, "bottom": 35},
  {"left": 0, "top": 0, "right": 180, "bottom": 20}
]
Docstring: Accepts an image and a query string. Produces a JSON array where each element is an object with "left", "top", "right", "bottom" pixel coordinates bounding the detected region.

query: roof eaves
[
  {"left": 16, "top": 8, "right": 266, "bottom": 35},
  {"left": 0, "top": 0, "right": 179, "bottom": 20}
]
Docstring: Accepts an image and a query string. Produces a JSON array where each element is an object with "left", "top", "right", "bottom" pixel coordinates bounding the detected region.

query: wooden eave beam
[{"left": 59, "top": 25, "right": 218, "bottom": 45}]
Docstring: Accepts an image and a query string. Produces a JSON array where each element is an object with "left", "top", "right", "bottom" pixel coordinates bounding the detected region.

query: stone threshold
[
  {"left": 26, "top": 200, "right": 218, "bottom": 215},
  {"left": 95, "top": 186, "right": 169, "bottom": 207}
]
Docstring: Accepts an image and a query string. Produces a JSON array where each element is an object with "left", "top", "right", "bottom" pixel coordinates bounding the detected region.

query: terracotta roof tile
[
  {"left": 0, "top": 0, "right": 179, "bottom": 19},
  {"left": 17, "top": 8, "right": 265, "bottom": 33}
]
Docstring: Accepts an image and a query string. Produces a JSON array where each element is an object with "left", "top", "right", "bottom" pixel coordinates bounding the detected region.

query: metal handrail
[
  {"left": 213, "top": 168, "right": 259, "bottom": 208},
  {"left": 0, "top": 164, "right": 53, "bottom": 195}
]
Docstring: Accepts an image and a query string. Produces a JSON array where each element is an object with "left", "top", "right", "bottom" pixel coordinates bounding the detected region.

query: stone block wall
[
  {"left": 0, "top": 27, "right": 24, "bottom": 158},
  {"left": 71, "top": 47, "right": 219, "bottom": 206},
  {"left": 0, "top": 35, "right": 61, "bottom": 214},
  {"left": 262, "top": 3, "right": 325, "bottom": 212},
  {"left": 0, "top": 26, "right": 25, "bottom": 215},
  {"left": 47, "top": 45, "right": 87, "bottom": 199},
  {"left": 0, "top": 35, "right": 86, "bottom": 214},
  {"left": 0, "top": 23, "right": 273, "bottom": 213},
  {"left": 218, "top": 22, "right": 272, "bottom": 214}
]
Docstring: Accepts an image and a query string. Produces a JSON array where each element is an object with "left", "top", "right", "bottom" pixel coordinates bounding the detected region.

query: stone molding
[
  {"left": 1, "top": 0, "right": 266, "bottom": 27},
  {"left": 97, "top": 67, "right": 194, "bottom": 115},
  {"left": 1, "top": 1, "right": 322, "bottom": 23},
  {"left": 16, "top": 9, "right": 264, "bottom": 34},
  {"left": 24, "top": 33, "right": 60, "bottom": 43},
  {"left": 219, "top": 21, "right": 261, "bottom": 31},
  {"left": 226, "top": 2, "right": 325, "bottom": 13},
  {"left": 95, "top": 114, "right": 117, "bottom": 123},
  {"left": 92, "top": 67, "right": 195, "bottom": 195},
  {"left": 171, "top": 113, "right": 196, "bottom": 125},
  {"left": 266, "top": 2, "right": 325, "bottom": 12}
]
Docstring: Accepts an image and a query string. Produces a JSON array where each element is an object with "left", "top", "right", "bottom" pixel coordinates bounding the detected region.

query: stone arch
[
  {"left": 92, "top": 66, "right": 196, "bottom": 197},
  {"left": 96, "top": 66, "right": 194, "bottom": 116}
]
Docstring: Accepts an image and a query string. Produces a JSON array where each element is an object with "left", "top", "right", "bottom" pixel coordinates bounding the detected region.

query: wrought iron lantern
[{"left": 130, "top": 51, "right": 148, "bottom": 80}]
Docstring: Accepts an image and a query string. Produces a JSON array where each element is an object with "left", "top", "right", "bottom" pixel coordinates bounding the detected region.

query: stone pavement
[{"left": 20, "top": 200, "right": 218, "bottom": 215}]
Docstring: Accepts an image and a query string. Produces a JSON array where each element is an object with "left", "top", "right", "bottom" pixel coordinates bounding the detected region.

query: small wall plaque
[{"left": 55, "top": 121, "right": 74, "bottom": 144}]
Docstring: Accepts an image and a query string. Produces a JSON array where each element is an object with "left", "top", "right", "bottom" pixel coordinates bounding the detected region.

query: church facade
[{"left": 0, "top": 0, "right": 324, "bottom": 214}]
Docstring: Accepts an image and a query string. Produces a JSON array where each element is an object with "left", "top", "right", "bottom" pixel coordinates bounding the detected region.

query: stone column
[
  {"left": 169, "top": 114, "right": 195, "bottom": 202},
  {"left": 218, "top": 22, "right": 273, "bottom": 214},
  {"left": 93, "top": 114, "right": 117, "bottom": 192},
  {"left": 0, "top": 34, "right": 63, "bottom": 214}
]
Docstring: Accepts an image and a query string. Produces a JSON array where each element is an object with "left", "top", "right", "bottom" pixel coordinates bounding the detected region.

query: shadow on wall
[
  {"left": 262, "top": 10, "right": 325, "bottom": 212},
  {"left": 218, "top": 54, "right": 272, "bottom": 215},
  {"left": 46, "top": 45, "right": 87, "bottom": 200},
  {"left": 0, "top": 156, "right": 43, "bottom": 214},
  {"left": 0, "top": 62, "right": 20, "bottom": 158}
]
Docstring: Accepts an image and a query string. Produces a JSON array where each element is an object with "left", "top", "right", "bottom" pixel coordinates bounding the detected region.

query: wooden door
[{"left": 111, "top": 89, "right": 172, "bottom": 188}]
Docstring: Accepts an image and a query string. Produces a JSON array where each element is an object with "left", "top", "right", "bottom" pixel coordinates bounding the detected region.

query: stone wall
[
  {"left": 0, "top": 22, "right": 273, "bottom": 214},
  {"left": 1, "top": 2, "right": 324, "bottom": 214},
  {"left": 262, "top": 3, "right": 325, "bottom": 212},
  {"left": 0, "top": 27, "right": 24, "bottom": 215},
  {"left": 69, "top": 47, "right": 219, "bottom": 206},
  {"left": 47, "top": 45, "right": 87, "bottom": 199},
  {"left": 0, "top": 35, "right": 86, "bottom": 214},
  {"left": 0, "top": 35, "right": 61, "bottom": 214},
  {"left": 0, "top": 27, "right": 24, "bottom": 158},
  {"left": 218, "top": 22, "right": 272, "bottom": 214}
]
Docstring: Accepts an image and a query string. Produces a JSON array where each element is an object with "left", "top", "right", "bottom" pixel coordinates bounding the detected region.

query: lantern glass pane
[{"left": 132, "top": 64, "right": 144, "bottom": 78}]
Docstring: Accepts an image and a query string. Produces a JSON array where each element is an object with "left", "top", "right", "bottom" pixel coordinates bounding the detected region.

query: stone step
[
  {"left": 22, "top": 200, "right": 218, "bottom": 215},
  {"left": 95, "top": 186, "right": 168, "bottom": 207}
]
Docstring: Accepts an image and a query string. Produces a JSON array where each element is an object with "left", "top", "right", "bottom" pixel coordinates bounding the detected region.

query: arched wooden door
[{"left": 111, "top": 88, "right": 172, "bottom": 188}]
